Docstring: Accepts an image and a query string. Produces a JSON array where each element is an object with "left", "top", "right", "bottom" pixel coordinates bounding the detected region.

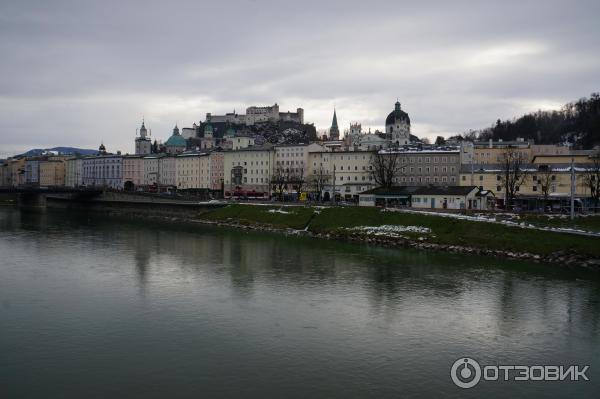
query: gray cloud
[{"left": 1, "top": 0, "right": 599, "bottom": 157}]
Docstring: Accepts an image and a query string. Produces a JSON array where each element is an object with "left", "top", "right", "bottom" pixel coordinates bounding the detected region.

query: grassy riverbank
[{"left": 197, "top": 204, "right": 600, "bottom": 259}]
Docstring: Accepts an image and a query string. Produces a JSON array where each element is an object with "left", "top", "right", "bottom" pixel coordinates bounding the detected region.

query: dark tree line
[{"left": 450, "top": 93, "right": 600, "bottom": 148}]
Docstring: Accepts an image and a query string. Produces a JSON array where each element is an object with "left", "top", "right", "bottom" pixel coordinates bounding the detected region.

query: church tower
[
  {"left": 385, "top": 100, "right": 411, "bottom": 146},
  {"left": 329, "top": 109, "right": 340, "bottom": 140},
  {"left": 135, "top": 119, "right": 152, "bottom": 155}
]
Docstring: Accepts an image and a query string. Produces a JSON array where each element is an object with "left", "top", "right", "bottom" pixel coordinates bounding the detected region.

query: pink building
[
  {"left": 209, "top": 151, "right": 224, "bottom": 191},
  {"left": 122, "top": 155, "right": 144, "bottom": 189}
]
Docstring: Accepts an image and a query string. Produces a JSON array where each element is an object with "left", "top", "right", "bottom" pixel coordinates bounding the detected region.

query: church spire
[
  {"left": 332, "top": 108, "right": 338, "bottom": 129},
  {"left": 329, "top": 108, "right": 340, "bottom": 140}
]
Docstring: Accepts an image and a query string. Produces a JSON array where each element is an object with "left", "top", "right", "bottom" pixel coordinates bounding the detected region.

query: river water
[{"left": 1, "top": 207, "right": 599, "bottom": 398}]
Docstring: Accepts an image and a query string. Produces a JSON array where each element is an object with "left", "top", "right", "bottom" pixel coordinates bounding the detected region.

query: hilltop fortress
[{"left": 202, "top": 103, "right": 304, "bottom": 126}]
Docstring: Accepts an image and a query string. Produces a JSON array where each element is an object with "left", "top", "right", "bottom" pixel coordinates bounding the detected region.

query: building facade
[
  {"left": 459, "top": 163, "right": 594, "bottom": 209},
  {"left": 176, "top": 152, "right": 211, "bottom": 190},
  {"left": 39, "top": 160, "right": 66, "bottom": 187},
  {"left": 473, "top": 139, "right": 533, "bottom": 164},
  {"left": 386, "top": 148, "right": 461, "bottom": 186},
  {"left": 65, "top": 158, "right": 83, "bottom": 187},
  {"left": 159, "top": 156, "right": 177, "bottom": 187},
  {"left": 82, "top": 155, "right": 123, "bottom": 189},
  {"left": 223, "top": 146, "right": 274, "bottom": 195},
  {"left": 122, "top": 155, "right": 144, "bottom": 189},
  {"left": 307, "top": 150, "right": 376, "bottom": 200},
  {"left": 209, "top": 151, "right": 224, "bottom": 191},
  {"left": 143, "top": 156, "right": 159, "bottom": 187}
]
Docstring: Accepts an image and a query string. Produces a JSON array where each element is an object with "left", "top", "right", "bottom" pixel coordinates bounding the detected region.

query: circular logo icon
[{"left": 451, "top": 357, "right": 482, "bottom": 389}]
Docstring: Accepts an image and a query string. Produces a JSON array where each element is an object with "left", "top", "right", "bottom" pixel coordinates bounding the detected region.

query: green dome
[
  {"left": 225, "top": 126, "right": 235, "bottom": 137},
  {"left": 386, "top": 101, "right": 410, "bottom": 126},
  {"left": 165, "top": 134, "right": 186, "bottom": 147}
]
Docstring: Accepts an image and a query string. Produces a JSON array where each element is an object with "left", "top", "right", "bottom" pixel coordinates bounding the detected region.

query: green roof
[{"left": 165, "top": 134, "right": 186, "bottom": 147}]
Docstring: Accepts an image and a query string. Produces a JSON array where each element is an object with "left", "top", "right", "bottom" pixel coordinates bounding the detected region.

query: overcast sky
[{"left": 1, "top": 0, "right": 599, "bottom": 157}]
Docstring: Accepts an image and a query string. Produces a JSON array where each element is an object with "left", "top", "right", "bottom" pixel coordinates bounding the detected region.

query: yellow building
[
  {"left": 7, "top": 158, "right": 26, "bottom": 187},
  {"left": 39, "top": 160, "right": 65, "bottom": 187},
  {"left": 0, "top": 161, "right": 8, "bottom": 186},
  {"left": 460, "top": 163, "right": 593, "bottom": 210},
  {"left": 532, "top": 154, "right": 593, "bottom": 164},
  {"left": 473, "top": 146, "right": 532, "bottom": 164}
]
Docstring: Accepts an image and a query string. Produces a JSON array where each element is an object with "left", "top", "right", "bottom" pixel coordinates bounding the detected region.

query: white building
[
  {"left": 82, "top": 155, "right": 123, "bottom": 189},
  {"left": 65, "top": 158, "right": 83, "bottom": 188},
  {"left": 410, "top": 186, "right": 491, "bottom": 210},
  {"left": 223, "top": 146, "right": 274, "bottom": 195},
  {"left": 307, "top": 149, "right": 376, "bottom": 201},
  {"left": 274, "top": 143, "right": 324, "bottom": 179},
  {"left": 226, "top": 136, "right": 255, "bottom": 150},
  {"left": 159, "top": 155, "right": 177, "bottom": 187},
  {"left": 176, "top": 152, "right": 211, "bottom": 190},
  {"left": 143, "top": 156, "right": 159, "bottom": 186}
]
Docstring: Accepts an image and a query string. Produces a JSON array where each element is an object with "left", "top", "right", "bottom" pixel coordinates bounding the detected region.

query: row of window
[
  {"left": 387, "top": 176, "right": 457, "bottom": 183},
  {"left": 462, "top": 174, "right": 558, "bottom": 182}
]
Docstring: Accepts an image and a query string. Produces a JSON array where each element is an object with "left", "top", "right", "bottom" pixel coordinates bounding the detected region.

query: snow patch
[
  {"left": 348, "top": 225, "right": 431, "bottom": 235},
  {"left": 267, "top": 209, "right": 291, "bottom": 214}
]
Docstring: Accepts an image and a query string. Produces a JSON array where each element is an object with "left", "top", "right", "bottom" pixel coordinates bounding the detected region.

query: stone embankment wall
[{"left": 46, "top": 192, "right": 225, "bottom": 218}]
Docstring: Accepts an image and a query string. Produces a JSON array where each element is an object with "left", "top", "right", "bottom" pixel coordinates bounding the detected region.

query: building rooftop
[
  {"left": 460, "top": 163, "right": 593, "bottom": 173},
  {"left": 413, "top": 186, "right": 478, "bottom": 196},
  {"left": 359, "top": 186, "right": 422, "bottom": 196}
]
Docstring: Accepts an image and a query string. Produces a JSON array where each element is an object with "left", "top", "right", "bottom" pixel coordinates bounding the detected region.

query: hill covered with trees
[{"left": 454, "top": 93, "right": 600, "bottom": 148}]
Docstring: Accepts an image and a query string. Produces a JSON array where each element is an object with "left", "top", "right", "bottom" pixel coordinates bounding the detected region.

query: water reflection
[{"left": 1, "top": 207, "right": 600, "bottom": 398}]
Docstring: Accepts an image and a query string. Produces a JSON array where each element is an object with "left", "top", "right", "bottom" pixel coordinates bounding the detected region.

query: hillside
[
  {"left": 20, "top": 147, "right": 97, "bottom": 157},
  {"left": 456, "top": 92, "right": 600, "bottom": 148},
  {"left": 194, "top": 120, "right": 318, "bottom": 145}
]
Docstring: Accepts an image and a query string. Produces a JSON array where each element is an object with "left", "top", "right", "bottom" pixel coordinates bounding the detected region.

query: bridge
[
  {"left": 0, "top": 187, "right": 103, "bottom": 194},
  {"left": 0, "top": 187, "right": 103, "bottom": 208}
]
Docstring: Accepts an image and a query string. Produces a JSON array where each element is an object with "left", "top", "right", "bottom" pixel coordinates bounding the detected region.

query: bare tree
[
  {"left": 581, "top": 157, "right": 600, "bottom": 212},
  {"left": 370, "top": 151, "right": 403, "bottom": 189},
  {"left": 307, "top": 168, "right": 329, "bottom": 201},
  {"left": 499, "top": 147, "right": 528, "bottom": 209},
  {"left": 289, "top": 168, "right": 305, "bottom": 200},
  {"left": 270, "top": 166, "right": 288, "bottom": 201},
  {"left": 536, "top": 164, "right": 554, "bottom": 212}
]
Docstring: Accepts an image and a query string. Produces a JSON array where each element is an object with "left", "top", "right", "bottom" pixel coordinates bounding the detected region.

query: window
[
  {"left": 479, "top": 175, "right": 483, "bottom": 181},
  {"left": 497, "top": 186, "right": 501, "bottom": 191}
]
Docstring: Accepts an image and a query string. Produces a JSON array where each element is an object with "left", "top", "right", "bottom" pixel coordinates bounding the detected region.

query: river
[{"left": 1, "top": 207, "right": 599, "bottom": 398}]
